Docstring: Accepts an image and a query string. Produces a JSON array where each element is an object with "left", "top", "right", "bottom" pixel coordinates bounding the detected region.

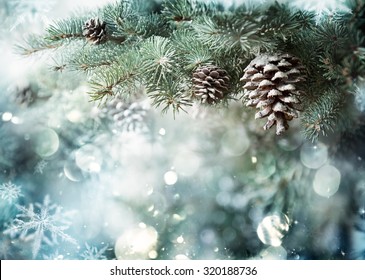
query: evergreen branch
[
  {"left": 193, "top": 14, "right": 273, "bottom": 55},
  {"left": 312, "top": 19, "right": 349, "bottom": 52},
  {"left": 172, "top": 29, "right": 213, "bottom": 70},
  {"left": 102, "top": 0, "right": 132, "bottom": 20},
  {"left": 45, "top": 18, "right": 86, "bottom": 42},
  {"left": 191, "top": 16, "right": 223, "bottom": 49},
  {"left": 341, "top": 55, "right": 365, "bottom": 84},
  {"left": 148, "top": 80, "right": 192, "bottom": 116},
  {"left": 101, "top": 0, "right": 166, "bottom": 40},
  {"left": 221, "top": 19, "right": 271, "bottom": 53},
  {"left": 162, "top": 0, "right": 212, "bottom": 23},
  {"left": 101, "top": 0, "right": 131, "bottom": 39},
  {"left": 140, "top": 36, "right": 179, "bottom": 87},
  {"left": 349, "top": 30, "right": 365, "bottom": 62},
  {"left": 133, "top": 14, "right": 171, "bottom": 38},
  {"left": 102, "top": 0, "right": 145, "bottom": 40},
  {"left": 319, "top": 53, "right": 345, "bottom": 82},
  {"left": 16, "top": 35, "right": 61, "bottom": 56},
  {"left": 260, "top": 3, "right": 315, "bottom": 41},
  {"left": 88, "top": 49, "right": 142, "bottom": 100},
  {"left": 338, "top": 0, "right": 365, "bottom": 30},
  {"left": 16, "top": 0, "right": 365, "bottom": 140},
  {"left": 302, "top": 90, "right": 344, "bottom": 141},
  {"left": 67, "top": 42, "right": 127, "bottom": 72},
  {"left": 114, "top": 14, "right": 170, "bottom": 40},
  {"left": 355, "top": 47, "right": 365, "bottom": 61}
]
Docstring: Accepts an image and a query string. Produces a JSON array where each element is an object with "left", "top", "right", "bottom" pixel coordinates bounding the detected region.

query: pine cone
[
  {"left": 193, "top": 65, "right": 230, "bottom": 104},
  {"left": 14, "top": 86, "right": 36, "bottom": 107},
  {"left": 99, "top": 97, "right": 149, "bottom": 133},
  {"left": 241, "top": 53, "right": 306, "bottom": 135},
  {"left": 83, "top": 18, "right": 107, "bottom": 45}
]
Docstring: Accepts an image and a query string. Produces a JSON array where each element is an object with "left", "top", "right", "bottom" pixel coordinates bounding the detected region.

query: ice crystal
[
  {"left": 34, "top": 160, "right": 48, "bottom": 174},
  {"left": 0, "top": 181, "right": 23, "bottom": 203},
  {"left": 42, "top": 250, "right": 66, "bottom": 260},
  {"left": 3, "top": 195, "right": 77, "bottom": 258},
  {"left": 8, "top": 0, "right": 55, "bottom": 30},
  {"left": 80, "top": 243, "right": 109, "bottom": 260},
  {"left": 0, "top": 233, "right": 14, "bottom": 260}
]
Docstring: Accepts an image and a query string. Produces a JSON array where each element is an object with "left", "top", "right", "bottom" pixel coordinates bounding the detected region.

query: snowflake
[
  {"left": 80, "top": 243, "right": 109, "bottom": 260},
  {"left": 0, "top": 233, "right": 14, "bottom": 260},
  {"left": 3, "top": 195, "right": 77, "bottom": 258},
  {"left": 34, "top": 160, "right": 48, "bottom": 174},
  {"left": 42, "top": 250, "right": 66, "bottom": 260},
  {"left": 8, "top": 0, "right": 56, "bottom": 31},
  {"left": 0, "top": 181, "right": 23, "bottom": 203}
]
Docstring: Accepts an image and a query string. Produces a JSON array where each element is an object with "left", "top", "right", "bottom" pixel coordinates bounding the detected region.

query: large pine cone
[
  {"left": 193, "top": 65, "right": 230, "bottom": 104},
  {"left": 241, "top": 53, "right": 306, "bottom": 135},
  {"left": 83, "top": 18, "right": 107, "bottom": 45}
]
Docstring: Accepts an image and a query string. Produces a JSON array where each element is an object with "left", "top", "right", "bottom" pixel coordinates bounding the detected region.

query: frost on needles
[{"left": 18, "top": 0, "right": 365, "bottom": 140}]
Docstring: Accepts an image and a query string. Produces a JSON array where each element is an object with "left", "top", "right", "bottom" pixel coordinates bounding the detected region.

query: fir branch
[
  {"left": 114, "top": 14, "right": 170, "bottom": 40},
  {"left": 191, "top": 16, "right": 222, "bottom": 49},
  {"left": 148, "top": 80, "right": 192, "bottom": 116},
  {"left": 139, "top": 36, "right": 179, "bottom": 87},
  {"left": 172, "top": 29, "right": 213, "bottom": 70},
  {"left": 88, "top": 49, "right": 142, "bottom": 100},
  {"left": 319, "top": 52, "right": 345, "bottom": 82},
  {"left": 133, "top": 14, "right": 171, "bottom": 38},
  {"left": 341, "top": 55, "right": 365, "bottom": 84},
  {"left": 100, "top": 0, "right": 165, "bottom": 40},
  {"left": 220, "top": 17, "right": 271, "bottom": 54},
  {"left": 339, "top": 0, "right": 365, "bottom": 30},
  {"left": 192, "top": 14, "right": 272, "bottom": 55},
  {"left": 302, "top": 90, "right": 344, "bottom": 141},
  {"left": 45, "top": 18, "right": 86, "bottom": 42},
  {"left": 67, "top": 42, "right": 126, "bottom": 72},
  {"left": 355, "top": 47, "right": 365, "bottom": 61},
  {"left": 313, "top": 19, "right": 349, "bottom": 52},
  {"left": 162, "top": 0, "right": 212, "bottom": 24},
  {"left": 16, "top": 35, "right": 61, "bottom": 56},
  {"left": 15, "top": 0, "right": 365, "bottom": 139},
  {"left": 349, "top": 30, "right": 365, "bottom": 62},
  {"left": 260, "top": 3, "right": 315, "bottom": 42},
  {"left": 100, "top": 0, "right": 138, "bottom": 41},
  {"left": 101, "top": 0, "right": 135, "bottom": 19}
]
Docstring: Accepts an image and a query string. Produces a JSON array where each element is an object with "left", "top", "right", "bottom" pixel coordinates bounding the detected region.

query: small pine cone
[
  {"left": 241, "top": 53, "right": 306, "bottom": 135},
  {"left": 100, "top": 97, "right": 149, "bottom": 133},
  {"left": 83, "top": 18, "right": 107, "bottom": 45},
  {"left": 193, "top": 65, "right": 230, "bottom": 104},
  {"left": 14, "top": 85, "right": 36, "bottom": 107}
]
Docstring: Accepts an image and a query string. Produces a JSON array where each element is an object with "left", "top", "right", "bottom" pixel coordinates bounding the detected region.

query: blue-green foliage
[{"left": 19, "top": 0, "right": 365, "bottom": 141}]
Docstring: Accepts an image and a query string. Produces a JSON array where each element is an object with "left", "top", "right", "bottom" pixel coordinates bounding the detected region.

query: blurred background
[{"left": 1, "top": 0, "right": 365, "bottom": 260}]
